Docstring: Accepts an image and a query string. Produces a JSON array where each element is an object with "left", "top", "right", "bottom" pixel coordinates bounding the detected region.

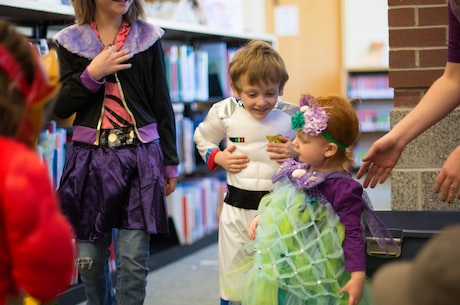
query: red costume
[
  {"left": 0, "top": 30, "right": 75, "bottom": 304},
  {"left": 0, "top": 138, "right": 75, "bottom": 304}
]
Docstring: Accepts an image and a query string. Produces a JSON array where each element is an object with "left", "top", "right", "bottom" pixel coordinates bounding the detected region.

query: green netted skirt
[{"left": 223, "top": 179, "right": 372, "bottom": 305}]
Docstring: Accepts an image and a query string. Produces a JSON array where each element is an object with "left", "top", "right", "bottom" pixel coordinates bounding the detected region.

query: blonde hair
[
  {"left": 314, "top": 95, "right": 360, "bottom": 170},
  {"left": 228, "top": 40, "right": 288, "bottom": 94},
  {"left": 71, "top": 0, "right": 145, "bottom": 24}
]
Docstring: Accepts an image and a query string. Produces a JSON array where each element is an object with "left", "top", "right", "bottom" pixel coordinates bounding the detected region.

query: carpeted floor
[{"left": 145, "top": 242, "right": 219, "bottom": 305}]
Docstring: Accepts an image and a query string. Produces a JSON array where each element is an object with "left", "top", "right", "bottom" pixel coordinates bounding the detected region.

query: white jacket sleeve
[{"left": 193, "top": 98, "right": 236, "bottom": 164}]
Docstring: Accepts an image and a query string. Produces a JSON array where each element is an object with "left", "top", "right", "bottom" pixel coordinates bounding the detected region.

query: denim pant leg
[
  {"left": 77, "top": 237, "right": 115, "bottom": 305},
  {"left": 115, "top": 229, "right": 150, "bottom": 305}
]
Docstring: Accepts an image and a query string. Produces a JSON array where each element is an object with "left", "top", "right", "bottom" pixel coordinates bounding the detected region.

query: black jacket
[{"left": 53, "top": 20, "right": 179, "bottom": 168}]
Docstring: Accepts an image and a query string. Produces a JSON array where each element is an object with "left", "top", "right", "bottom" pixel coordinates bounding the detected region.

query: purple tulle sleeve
[{"left": 361, "top": 191, "right": 400, "bottom": 252}]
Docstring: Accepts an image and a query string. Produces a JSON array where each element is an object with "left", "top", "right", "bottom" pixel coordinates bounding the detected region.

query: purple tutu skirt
[{"left": 58, "top": 141, "right": 168, "bottom": 242}]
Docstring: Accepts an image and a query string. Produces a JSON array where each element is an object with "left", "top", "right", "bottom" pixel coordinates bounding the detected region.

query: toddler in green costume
[{"left": 224, "top": 94, "right": 396, "bottom": 305}]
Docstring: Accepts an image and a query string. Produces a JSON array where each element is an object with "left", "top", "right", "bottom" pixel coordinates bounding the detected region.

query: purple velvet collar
[
  {"left": 273, "top": 158, "right": 351, "bottom": 191},
  {"left": 53, "top": 20, "right": 164, "bottom": 59}
]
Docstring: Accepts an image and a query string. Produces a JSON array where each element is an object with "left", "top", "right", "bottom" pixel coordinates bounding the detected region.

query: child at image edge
[
  {"left": 0, "top": 19, "right": 75, "bottom": 304},
  {"left": 53, "top": 0, "right": 179, "bottom": 304},
  {"left": 232, "top": 95, "right": 395, "bottom": 305},
  {"left": 193, "top": 40, "right": 299, "bottom": 305}
]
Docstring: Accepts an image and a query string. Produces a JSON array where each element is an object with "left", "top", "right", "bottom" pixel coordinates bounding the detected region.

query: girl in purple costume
[{"left": 53, "top": 0, "right": 179, "bottom": 304}]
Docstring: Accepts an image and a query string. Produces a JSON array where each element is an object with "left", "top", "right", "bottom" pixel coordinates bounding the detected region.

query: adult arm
[{"left": 357, "top": 62, "right": 460, "bottom": 188}]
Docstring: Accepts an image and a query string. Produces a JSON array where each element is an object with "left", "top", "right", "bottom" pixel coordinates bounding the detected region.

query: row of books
[
  {"left": 348, "top": 74, "right": 394, "bottom": 99},
  {"left": 166, "top": 177, "right": 226, "bottom": 245},
  {"left": 164, "top": 42, "right": 238, "bottom": 103},
  {"left": 356, "top": 109, "right": 390, "bottom": 132}
]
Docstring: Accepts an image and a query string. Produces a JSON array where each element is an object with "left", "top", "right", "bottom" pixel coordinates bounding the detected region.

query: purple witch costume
[{"left": 53, "top": 20, "right": 179, "bottom": 242}]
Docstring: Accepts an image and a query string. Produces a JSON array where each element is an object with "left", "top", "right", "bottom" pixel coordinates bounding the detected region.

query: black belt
[
  {"left": 98, "top": 126, "right": 140, "bottom": 147},
  {"left": 224, "top": 184, "right": 269, "bottom": 210}
]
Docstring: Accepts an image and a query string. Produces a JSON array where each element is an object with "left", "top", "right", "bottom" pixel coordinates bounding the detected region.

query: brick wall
[
  {"left": 388, "top": 0, "right": 447, "bottom": 107},
  {"left": 387, "top": 0, "right": 460, "bottom": 209}
]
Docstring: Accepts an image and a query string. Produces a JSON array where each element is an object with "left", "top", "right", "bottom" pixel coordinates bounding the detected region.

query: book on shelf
[
  {"left": 194, "top": 49, "right": 209, "bottom": 101},
  {"left": 178, "top": 44, "right": 196, "bottom": 102},
  {"left": 196, "top": 42, "right": 230, "bottom": 98},
  {"left": 174, "top": 113, "right": 185, "bottom": 175},
  {"left": 164, "top": 43, "right": 209, "bottom": 102},
  {"left": 174, "top": 114, "right": 196, "bottom": 175},
  {"left": 38, "top": 120, "right": 67, "bottom": 189},
  {"left": 181, "top": 117, "right": 196, "bottom": 174},
  {"left": 166, "top": 177, "right": 225, "bottom": 245},
  {"left": 164, "top": 44, "right": 180, "bottom": 102}
]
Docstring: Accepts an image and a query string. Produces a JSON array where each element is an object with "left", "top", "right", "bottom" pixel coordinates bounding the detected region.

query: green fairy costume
[{"left": 223, "top": 95, "right": 394, "bottom": 305}]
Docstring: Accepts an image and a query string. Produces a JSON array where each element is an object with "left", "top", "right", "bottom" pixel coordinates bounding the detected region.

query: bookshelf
[
  {"left": 345, "top": 67, "right": 393, "bottom": 212},
  {"left": 341, "top": 0, "right": 393, "bottom": 212},
  {"left": 346, "top": 68, "right": 394, "bottom": 169},
  {"left": 1, "top": 1, "right": 276, "bottom": 304}
]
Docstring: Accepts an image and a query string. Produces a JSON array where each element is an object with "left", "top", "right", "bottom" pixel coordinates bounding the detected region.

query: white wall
[
  {"left": 243, "top": 0, "right": 266, "bottom": 34},
  {"left": 342, "top": 0, "right": 389, "bottom": 68}
]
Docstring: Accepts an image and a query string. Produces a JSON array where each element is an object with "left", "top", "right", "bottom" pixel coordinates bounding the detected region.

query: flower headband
[{"left": 291, "top": 94, "right": 346, "bottom": 151}]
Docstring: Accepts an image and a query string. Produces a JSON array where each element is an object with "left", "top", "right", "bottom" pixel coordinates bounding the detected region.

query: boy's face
[{"left": 231, "top": 74, "right": 283, "bottom": 120}]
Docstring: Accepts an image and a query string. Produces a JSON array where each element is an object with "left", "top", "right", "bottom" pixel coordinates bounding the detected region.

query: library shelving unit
[
  {"left": 345, "top": 67, "right": 394, "bottom": 169},
  {"left": 0, "top": 1, "right": 276, "bottom": 304}
]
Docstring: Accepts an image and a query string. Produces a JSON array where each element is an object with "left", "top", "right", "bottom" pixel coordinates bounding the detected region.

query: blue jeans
[{"left": 77, "top": 229, "right": 151, "bottom": 305}]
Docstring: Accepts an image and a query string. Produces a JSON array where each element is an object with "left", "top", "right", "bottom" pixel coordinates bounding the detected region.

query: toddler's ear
[{"left": 324, "top": 143, "right": 338, "bottom": 158}]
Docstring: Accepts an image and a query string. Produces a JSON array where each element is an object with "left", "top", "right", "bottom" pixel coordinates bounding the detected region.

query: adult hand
[
  {"left": 356, "top": 134, "right": 404, "bottom": 188},
  {"left": 434, "top": 145, "right": 460, "bottom": 202},
  {"left": 87, "top": 45, "right": 133, "bottom": 81},
  {"left": 267, "top": 135, "right": 295, "bottom": 163},
  {"left": 214, "top": 145, "right": 249, "bottom": 173}
]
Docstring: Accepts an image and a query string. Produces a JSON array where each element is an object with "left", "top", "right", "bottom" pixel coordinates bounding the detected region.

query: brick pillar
[{"left": 388, "top": 0, "right": 460, "bottom": 209}]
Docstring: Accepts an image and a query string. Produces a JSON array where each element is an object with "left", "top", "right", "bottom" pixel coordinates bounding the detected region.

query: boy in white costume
[{"left": 194, "top": 40, "right": 298, "bottom": 305}]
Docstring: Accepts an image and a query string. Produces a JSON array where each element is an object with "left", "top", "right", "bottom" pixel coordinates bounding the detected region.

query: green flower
[{"left": 291, "top": 111, "right": 305, "bottom": 130}]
